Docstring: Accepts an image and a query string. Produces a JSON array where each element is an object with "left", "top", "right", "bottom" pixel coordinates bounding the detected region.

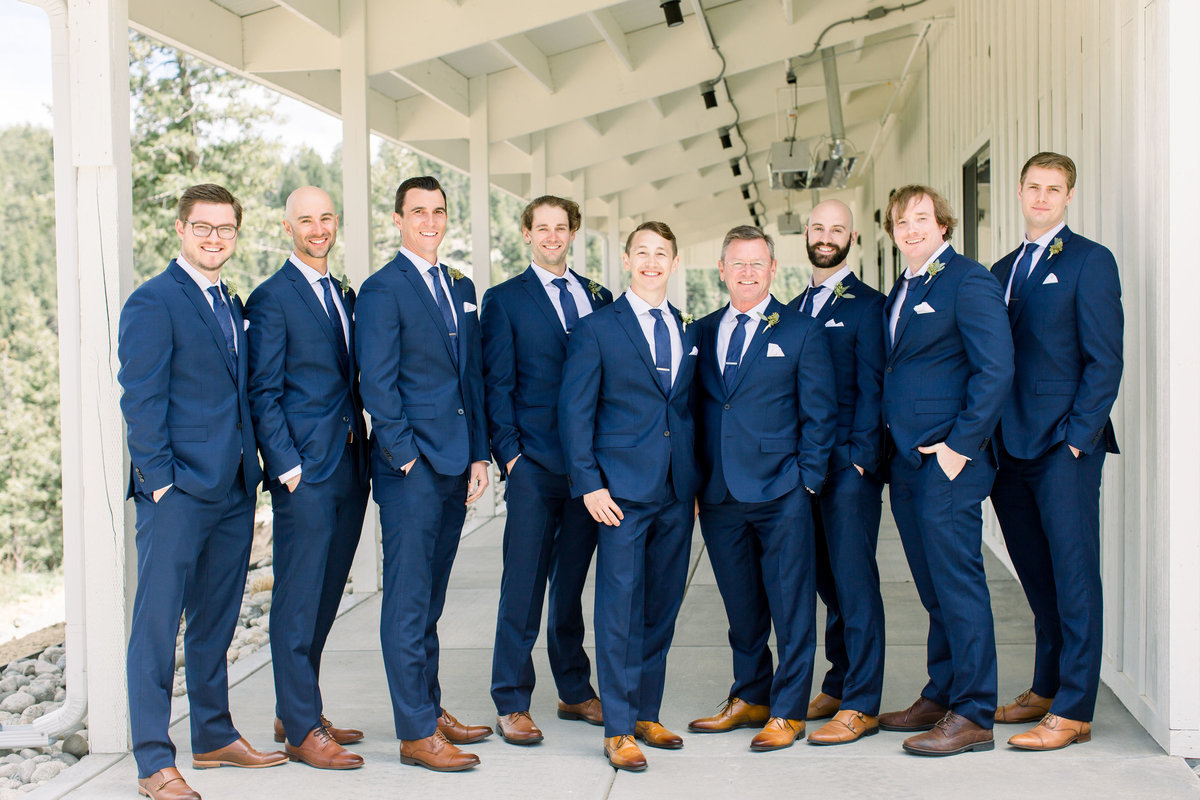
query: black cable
[{"left": 794, "top": 0, "right": 928, "bottom": 61}]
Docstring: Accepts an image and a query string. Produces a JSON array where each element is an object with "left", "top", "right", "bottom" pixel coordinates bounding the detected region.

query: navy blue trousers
[
  {"left": 699, "top": 485, "right": 815, "bottom": 720},
  {"left": 128, "top": 480, "right": 254, "bottom": 777},
  {"left": 372, "top": 452, "right": 468, "bottom": 740},
  {"left": 269, "top": 441, "right": 369, "bottom": 745},
  {"left": 813, "top": 465, "right": 886, "bottom": 715},
  {"left": 991, "top": 442, "right": 1106, "bottom": 721},
  {"left": 594, "top": 492, "right": 692, "bottom": 737},
  {"left": 490, "top": 457, "right": 598, "bottom": 715},
  {"left": 889, "top": 452, "right": 997, "bottom": 729}
]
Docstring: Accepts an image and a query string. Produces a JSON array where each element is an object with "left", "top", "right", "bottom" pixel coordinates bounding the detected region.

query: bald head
[
  {"left": 283, "top": 186, "right": 339, "bottom": 271},
  {"left": 805, "top": 199, "right": 856, "bottom": 271}
]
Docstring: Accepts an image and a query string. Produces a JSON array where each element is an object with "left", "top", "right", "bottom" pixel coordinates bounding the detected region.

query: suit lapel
[
  {"left": 397, "top": 255, "right": 458, "bottom": 366},
  {"left": 229, "top": 289, "right": 248, "bottom": 389},
  {"left": 170, "top": 261, "right": 236, "bottom": 382},
  {"left": 443, "top": 264, "right": 468, "bottom": 376},
  {"left": 727, "top": 297, "right": 777, "bottom": 395},
  {"left": 669, "top": 303, "right": 695, "bottom": 399},
  {"left": 284, "top": 262, "right": 345, "bottom": 363},
  {"left": 891, "top": 247, "right": 952, "bottom": 351},
  {"left": 1011, "top": 226, "right": 1073, "bottom": 327},
  {"left": 572, "top": 269, "right": 603, "bottom": 311},
  {"left": 614, "top": 296, "right": 664, "bottom": 394},
  {"left": 815, "top": 272, "right": 857, "bottom": 326},
  {"left": 520, "top": 267, "right": 568, "bottom": 343}
]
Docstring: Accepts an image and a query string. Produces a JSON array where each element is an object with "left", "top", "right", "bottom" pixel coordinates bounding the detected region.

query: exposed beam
[
  {"left": 275, "top": 0, "right": 339, "bottom": 37},
  {"left": 782, "top": 0, "right": 794, "bottom": 25},
  {"left": 587, "top": 8, "right": 634, "bottom": 71},
  {"left": 646, "top": 96, "right": 666, "bottom": 118},
  {"left": 243, "top": 6, "right": 339, "bottom": 72},
  {"left": 393, "top": 59, "right": 470, "bottom": 117},
  {"left": 494, "top": 34, "right": 555, "bottom": 94},
  {"left": 129, "top": 0, "right": 244, "bottom": 71}
]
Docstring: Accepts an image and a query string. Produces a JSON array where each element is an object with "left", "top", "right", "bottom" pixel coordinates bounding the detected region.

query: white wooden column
[
  {"left": 340, "top": 0, "right": 380, "bottom": 593},
  {"left": 468, "top": 73, "right": 497, "bottom": 517},
  {"left": 571, "top": 173, "right": 587, "bottom": 278},
  {"left": 529, "top": 130, "right": 546, "bottom": 198}
]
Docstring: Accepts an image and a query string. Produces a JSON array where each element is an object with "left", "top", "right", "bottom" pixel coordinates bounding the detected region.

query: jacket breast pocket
[
  {"left": 1035, "top": 380, "right": 1078, "bottom": 396},
  {"left": 169, "top": 426, "right": 208, "bottom": 442}
]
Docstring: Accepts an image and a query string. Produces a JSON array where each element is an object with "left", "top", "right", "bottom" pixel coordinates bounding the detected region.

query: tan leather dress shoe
[
  {"left": 1008, "top": 713, "right": 1091, "bottom": 750},
  {"left": 285, "top": 725, "right": 364, "bottom": 769},
  {"left": 558, "top": 697, "right": 604, "bottom": 725},
  {"left": 604, "top": 734, "right": 647, "bottom": 772},
  {"left": 634, "top": 721, "right": 683, "bottom": 749},
  {"left": 806, "top": 692, "right": 841, "bottom": 721},
  {"left": 750, "top": 718, "right": 805, "bottom": 751},
  {"left": 878, "top": 696, "right": 949, "bottom": 732},
  {"left": 498, "top": 711, "right": 544, "bottom": 745},
  {"left": 436, "top": 709, "right": 494, "bottom": 744},
  {"left": 902, "top": 711, "right": 994, "bottom": 756},
  {"left": 808, "top": 709, "right": 880, "bottom": 745},
  {"left": 400, "top": 730, "right": 480, "bottom": 772},
  {"left": 191, "top": 737, "right": 288, "bottom": 769},
  {"left": 274, "top": 715, "right": 364, "bottom": 746},
  {"left": 994, "top": 689, "right": 1054, "bottom": 724},
  {"left": 687, "top": 697, "right": 771, "bottom": 733},
  {"left": 137, "top": 767, "right": 200, "bottom": 800}
]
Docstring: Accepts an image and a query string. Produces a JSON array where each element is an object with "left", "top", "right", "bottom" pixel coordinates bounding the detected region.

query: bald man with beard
[{"left": 246, "top": 186, "right": 369, "bottom": 770}]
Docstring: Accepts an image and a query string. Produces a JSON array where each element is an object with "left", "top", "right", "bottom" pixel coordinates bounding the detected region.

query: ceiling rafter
[
  {"left": 586, "top": 8, "right": 634, "bottom": 71},
  {"left": 494, "top": 34, "right": 555, "bottom": 93}
]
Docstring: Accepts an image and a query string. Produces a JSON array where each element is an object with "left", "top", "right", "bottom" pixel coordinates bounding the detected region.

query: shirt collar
[
  {"left": 722, "top": 294, "right": 772, "bottom": 325},
  {"left": 530, "top": 262, "right": 575, "bottom": 287},
  {"left": 904, "top": 241, "right": 951, "bottom": 279},
  {"left": 1022, "top": 221, "right": 1067, "bottom": 250},
  {"left": 624, "top": 289, "right": 671, "bottom": 318},
  {"left": 288, "top": 253, "right": 332, "bottom": 285},
  {"left": 400, "top": 246, "right": 438, "bottom": 273},
  {"left": 176, "top": 254, "right": 221, "bottom": 290},
  {"left": 812, "top": 264, "right": 853, "bottom": 291}
]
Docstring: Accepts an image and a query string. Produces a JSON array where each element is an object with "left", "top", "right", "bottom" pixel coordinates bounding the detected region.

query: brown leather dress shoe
[
  {"left": 878, "top": 696, "right": 950, "bottom": 732},
  {"left": 436, "top": 709, "right": 493, "bottom": 744},
  {"left": 557, "top": 697, "right": 604, "bottom": 725},
  {"left": 137, "top": 767, "right": 200, "bottom": 800},
  {"left": 191, "top": 737, "right": 288, "bottom": 769},
  {"left": 808, "top": 709, "right": 880, "bottom": 745},
  {"left": 806, "top": 692, "right": 841, "bottom": 720},
  {"left": 750, "top": 718, "right": 805, "bottom": 751},
  {"left": 634, "top": 721, "right": 683, "bottom": 749},
  {"left": 285, "top": 725, "right": 363, "bottom": 769},
  {"left": 497, "top": 711, "right": 544, "bottom": 745},
  {"left": 604, "top": 734, "right": 647, "bottom": 772},
  {"left": 994, "top": 689, "right": 1054, "bottom": 724},
  {"left": 274, "top": 716, "right": 364, "bottom": 746},
  {"left": 687, "top": 696, "right": 771, "bottom": 733},
  {"left": 1008, "top": 713, "right": 1091, "bottom": 750},
  {"left": 902, "top": 711, "right": 994, "bottom": 756},
  {"left": 400, "top": 730, "right": 480, "bottom": 772}
]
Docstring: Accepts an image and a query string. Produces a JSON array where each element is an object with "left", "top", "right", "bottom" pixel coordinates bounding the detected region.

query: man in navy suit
[
  {"left": 786, "top": 200, "right": 888, "bottom": 746},
  {"left": 875, "top": 185, "right": 1013, "bottom": 756},
  {"left": 245, "top": 186, "right": 369, "bottom": 770},
  {"left": 989, "top": 153, "right": 1123, "bottom": 751},
  {"left": 119, "top": 184, "right": 287, "bottom": 800},
  {"left": 687, "top": 225, "right": 837, "bottom": 752},
  {"left": 559, "top": 221, "right": 699, "bottom": 772},
  {"left": 355, "top": 176, "right": 493, "bottom": 772},
  {"left": 482, "top": 196, "right": 612, "bottom": 745}
]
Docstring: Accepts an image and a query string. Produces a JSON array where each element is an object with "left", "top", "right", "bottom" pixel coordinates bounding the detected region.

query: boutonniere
[
  {"left": 831, "top": 281, "right": 856, "bottom": 304},
  {"left": 447, "top": 267, "right": 465, "bottom": 283},
  {"left": 223, "top": 278, "right": 238, "bottom": 298},
  {"left": 1047, "top": 238, "right": 1064, "bottom": 260},
  {"left": 759, "top": 311, "right": 780, "bottom": 328},
  {"left": 680, "top": 312, "right": 695, "bottom": 331},
  {"left": 339, "top": 274, "right": 351, "bottom": 293},
  {"left": 588, "top": 280, "right": 604, "bottom": 301},
  {"left": 923, "top": 260, "right": 946, "bottom": 285}
]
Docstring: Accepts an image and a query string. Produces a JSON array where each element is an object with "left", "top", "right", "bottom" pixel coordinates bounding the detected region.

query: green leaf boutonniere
[
  {"left": 339, "top": 274, "right": 352, "bottom": 293},
  {"left": 680, "top": 312, "right": 695, "bottom": 331},
  {"left": 448, "top": 267, "right": 465, "bottom": 283},
  {"left": 831, "top": 280, "right": 856, "bottom": 305},
  {"left": 223, "top": 278, "right": 238, "bottom": 298},
  {"left": 588, "top": 280, "right": 604, "bottom": 301},
  {"left": 1047, "top": 237, "right": 1064, "bottom": 260},
  {"left": 923, "top": 260, "right": 946, "bottom": 285},
  {"left": 759, "top": 311, "right": 780, "bottom": 328}
]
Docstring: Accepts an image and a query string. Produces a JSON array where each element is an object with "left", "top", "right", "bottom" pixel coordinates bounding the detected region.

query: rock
[
  {"left": 30, "top": 762, "right": 63, "bottom": 782},
  {"left": 0, "top": 765, "right": 15, "bottom": 779},
  {"left": 29, "top": 756, "right": 49, "bottom": 765},
  {"left": 24, "top": 682, "right": 54, "bottom": 703},
  {"left": 9, "top": 677, "right": 28, "bottom": 690},
  {"left": 17, "top": 784, "right": 37, "bottom": 794},
  {"left": 15, "top": 663, "right": 36, "bottom": 678},
  {"left": 0, "top": 678, "right": 20, "bottom": 694},
  {"left": 18, "top": 704, "right": 47, "bottom": 723},
  {"left": 31, "top": 662, "right": 58, "bottom": 677},
  {"left": 174, "top": 649, "right": 185, "bottom": 669},
  {"left": 39, "top": 647, "right": 64, "bottom": 663},
  {"left": 172, "top": 684, "right": 187, "bottom": 697},
  {"left": 0, "top": 694, "right": 34, "bottom": 714},
  {"left": 2, "top": 755, "right": 21, "bottom": 765},
  {"left": 52, "top": 689, "right": 64, "bottom": 703},
  {"left": 226, "top": 648, "right": 240, "bottom": 664},
  {"left": 61, "top": 733, "right": 88, "bottom": 759},
  {"left": 54, "top": 753, "right": 78, "bottom": 766},
  {"left": 15, "top": 752, "right": 36, "bottom": 761},
  {"left": 15, "top": 761, "right": 35, "bottom": 784},
  {"left": 249, "top": 591, "right": 272, "bottom": 607},
  {"left": 54, "top": 656, "right": 65, "bottom": 671}
]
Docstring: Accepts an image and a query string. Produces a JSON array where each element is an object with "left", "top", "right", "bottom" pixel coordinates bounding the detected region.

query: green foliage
[{"left": 686, "top": 264, "right": 812, "bottom": 317}]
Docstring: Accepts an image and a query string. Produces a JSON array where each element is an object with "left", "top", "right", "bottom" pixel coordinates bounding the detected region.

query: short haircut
[
  {"left": 624, "top": 221, "right": 678, "bottom": 257},
  {"left": 1020, "top": 151, "right": 1077, "bottom": 190},
  {"left": 394, "top": 176, "right": 447, "bottom": 214},
  {"left": 177, "top": 183, "right": 242, "bottom": 228},
  {"left": 719, "top": 225, "right": 775, "bottom": 262},
  {"left": 884, "top": 184, "right": 957, "bottom": 242},
  {"left": 521, "top": 195, "right": 582, "bottom": 233}
]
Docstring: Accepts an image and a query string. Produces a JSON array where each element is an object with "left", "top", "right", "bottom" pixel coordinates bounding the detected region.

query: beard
[{"left": 806, "top": 238, "right": 851, "bottom": 269}]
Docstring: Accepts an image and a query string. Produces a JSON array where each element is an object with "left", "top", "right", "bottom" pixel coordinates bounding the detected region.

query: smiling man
[
  {"left": 877, "top": 185, "right": 1013, "bottom": 756},
  {"left": 687, "top": 225, "right": 837, "bottom": 752},
  {"left": 355, "top": 176, "right": 493, "bottom": 772},
  {"left": 559, "top": 221, "right": 700, "bottom": 772}
]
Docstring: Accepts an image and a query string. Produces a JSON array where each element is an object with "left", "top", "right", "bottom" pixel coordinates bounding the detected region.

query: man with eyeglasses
[
  {"left": 687, "top": 225, "right": 837, "bottom": 752},
  {"left": 119, "top": 183, "right": 286, "bottom": 800}
]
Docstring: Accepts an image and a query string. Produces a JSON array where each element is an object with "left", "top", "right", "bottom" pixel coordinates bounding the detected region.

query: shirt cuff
[{"left": 278, "top": 465, "right": 302, "bottom": 484}]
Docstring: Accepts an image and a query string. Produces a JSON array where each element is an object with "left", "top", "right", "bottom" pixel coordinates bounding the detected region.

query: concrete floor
[{"left": 59, "top": 506, "right": 1200, "bottom": 799}]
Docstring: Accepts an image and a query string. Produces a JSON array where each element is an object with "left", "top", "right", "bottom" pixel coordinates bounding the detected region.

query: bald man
[
  {"left": 788, "top": 200, "right": 887, "bottom": 745},
  {"left": 246, "top": 186, "right": 369, "bottom": 770}
]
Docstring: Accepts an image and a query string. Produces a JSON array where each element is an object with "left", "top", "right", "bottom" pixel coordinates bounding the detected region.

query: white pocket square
[
  {"left": 688, "top": 345, "right": 699, "bottom": 356},
  {"left": 463, "top": 301, "right": 478, "bottom": 312},
  {"left": 243, "top": 319, "right": 250, "bottom": 331},
  {"left": 1043, "top": 273, "right": 1059, "bottom": 285},
  {"left": 914, "top": 302, "right": 935, "bottom": 314},
  {"left": 824, "top": 319, "right": 844, "bottom": 328},
  {"left": 766, "top": 342, "right": 785, "bottom": 357}
]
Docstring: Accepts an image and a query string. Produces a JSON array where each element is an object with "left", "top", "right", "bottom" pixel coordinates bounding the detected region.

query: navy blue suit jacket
[
  {"left": 481, "top": 267, "right": 613, "bottom": 476},
  {"left": 882, "top": 246, "right": 1014, "bottom": 467},
  {"left": 118, "top": 260, "right": 262, "bottom": 501},
  {"left": 696, "top": 296, "right": 837, "bottom": 503},
  {"left": 244, "top": 260, "right": 368, "bottom": 486},
  {"left": 789, "top": 272, "right": 886, "bottom": 475},
  {"left": 991, "top": 227, "right": 1122, "bottom": 458},
  {"left": 354, "top": 252, "right": 489, "bottom": 476},
  {"left": 559, "top": 294, "right": 700, "bottom": 504}
]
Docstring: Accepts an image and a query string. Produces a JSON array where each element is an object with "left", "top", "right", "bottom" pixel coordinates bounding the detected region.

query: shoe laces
[
  {"left": 1040, "top": 713, "right": 1062, "bottom": 729},
  {"left": 934, "top": 711, "right": 961, "bottom": 732},
  {"left": 716, "top": 697, "right": 739, "bottom": 715},
  {"left": 320, "top": 714, "right": 335, "bottom": 730},
  {"left": 611, "top": 734, "right": 635, "bottom": 750},
  {"left": 511, "top": 711, "right": 533, "bottom": 723},
  {"left": 313, "top": 725, "right": 334, "bottom": 746}
]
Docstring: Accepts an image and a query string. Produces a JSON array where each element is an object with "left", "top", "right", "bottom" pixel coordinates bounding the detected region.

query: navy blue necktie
[
  {"left": 649, "top": 308, "right": 672, "bottom": 393},
  {"left": 319, "top": 277, "right": 350, "bottom": 370},
  {"left": 1009, "top": 241, "right": 1038, "bottom": 308},
  {"left": 800, "top": 286, "right": 822, "bottom": 317},
  {"left": 551, "top": 277, "right": 580, "bottom": 333},
  {"left": 428, "top": 266, "right": 459, "bottom": 366},
  {"left": 207, "top": 285, "right": 237, "bottom": 370},
  {"left": 723, "top": 313, "right": 750, "bottom": 391},
  {"left": 889, "top": 275, "right": 921, "bottom": 348}
]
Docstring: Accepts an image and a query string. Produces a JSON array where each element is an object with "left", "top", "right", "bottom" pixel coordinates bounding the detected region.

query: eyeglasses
[
  {"left": 725, "top": 261, "right": 770, "bottom": 271},
  {"left": 185, "top": 221, "right": 239, "bottom": 240}
]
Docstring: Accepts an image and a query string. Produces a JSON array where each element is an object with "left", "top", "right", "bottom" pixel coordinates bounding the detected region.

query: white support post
[
  {"left": 340, "top": 0, "right": 380, "bottom": 593},
  {"left": 572, "top": 173, "right": 587, "bottom": 278},
  {"left": 530, "top": 130, "right": 546, "bottom": 198},
  {"left": 468, "top": 73, "right": 497, "bottom": 518}
]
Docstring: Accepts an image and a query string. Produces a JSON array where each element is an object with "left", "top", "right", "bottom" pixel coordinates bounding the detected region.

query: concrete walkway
[{"left": 61, "top": 507, "right": 1200, "bottom": 799}]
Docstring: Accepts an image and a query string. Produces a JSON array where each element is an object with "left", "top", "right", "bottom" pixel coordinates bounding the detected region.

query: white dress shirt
[
  {"left": 177, "top": 254, "right": 237, "bottom": 355},
  {"left": 529, "top": 263, "right": 594, "bottom": 331},
  {"left": 289, "top": 253, "right": 349, "bottom": 343},
  {"left": 401, "top": 246, "right": 458, "bottom": 327},
  {"left": 800, "top": 264, "right": 853, "bottom": 318},
  {"left": 1004, "top": 221, "right": 1066, "bottom": 304},
  {"left": 716, "top": 295, "right": 771, "bottom": 371},
  {"left": 624, "top": 290, "right": 683, "bottom": 385},
  {"left": 889, "top": 241, "right": 951, "bottom": 342}
]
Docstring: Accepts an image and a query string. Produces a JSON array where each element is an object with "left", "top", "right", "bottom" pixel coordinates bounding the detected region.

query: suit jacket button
[
  {"left": 457, "top": 408, "right": 465, "bottom": 415},
  {"left": 237, "top": 422, "right": 242, "bottom": 429},
  {"left": 886, "top": 367, "right": 893, "bottom": 373},
  {"left": 724, "top": 403, "right": 731, "bottom": 410},
  {"left": 342, "top": 415, "right": 350, "bottom": 423},
  {"left": 664, "top": 430, "right": 670, "bottom": 437}
]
